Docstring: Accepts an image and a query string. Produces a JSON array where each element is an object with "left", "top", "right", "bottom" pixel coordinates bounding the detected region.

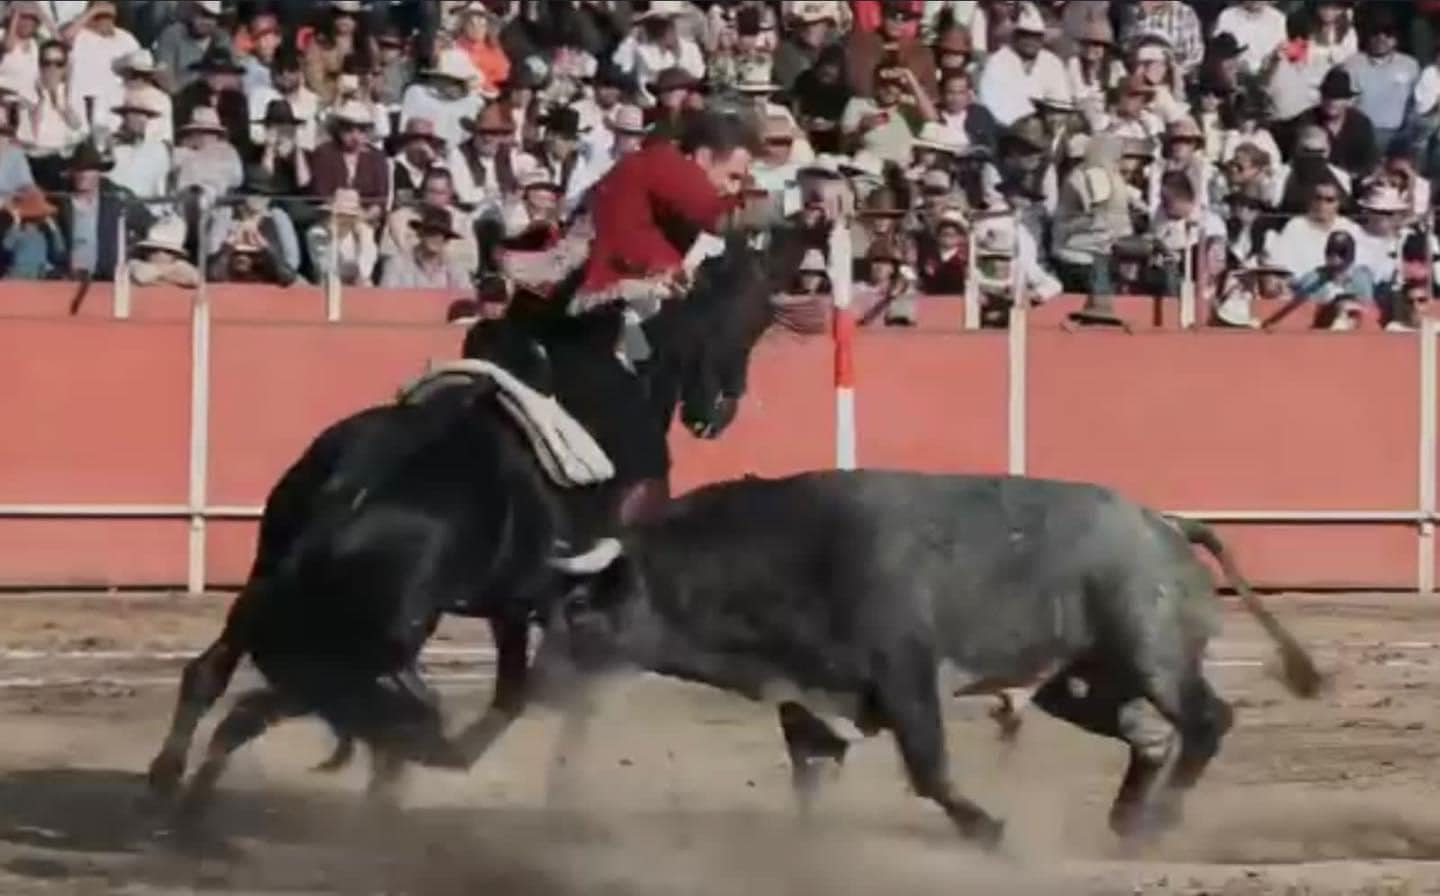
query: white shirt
[
  {"left": 610, "top": 36, "right": 705, "bottom": 106},
  {"left": 1269, "top": 214, "right": 1362, "bottom": 279},
  {"left": 0, "top": 34, "right": 40, "bottom": 103},
  {"left": 398, "top": 83, "right": 482, "bottom": 150},
  {"left": 1214, "top": 4, "right": 1287, "bottom": 75},
  {"left": 1220, "top": 126, "right": 1282, "bottom": 165},
  {"left": 100, "top": 83, "right": 172, "bottom": 145},
  {"left": 978, "top": 45, "right": 1070, "bottom": 127},
  {"left": 1357, "top": 229, "right": 1400, "bottom": 284},
  {"left": 17, "top": 85, "right": 85, "bottom": 154},
  {"left": 109, "top": 136, "right": 172, "bottom": 199},
  {"left": 1415, "top": 63, "right": 1440, "bottom": 118},
  {"left": 247, "top": 84, "right": 321, "bottom": 150},
  {"left": 66, "top": 26, "right": 139, "bottom": 116}
]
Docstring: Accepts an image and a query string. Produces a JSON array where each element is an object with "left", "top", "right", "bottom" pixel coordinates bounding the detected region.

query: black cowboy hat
[
  {"left": 68, "top": 140, "right": 114, "bottom": 173},
  {"left": 272, "top": 43, "right": 303, "bottom": 73},
  {"left": 190, "top": 45, "right": 245, "bottom": 74},
  {"left": 590, "top": 62, "right": 635, "bottom": 93},
  {"left": 410, "top": 206, "right": 460, "bottom": 239},
  {"left": 647, "top": 66, "right": 701, "bottom": 95},
  {"left": 1319, "top": 67, "right": 1360, "bottom": 100},
  {"left": 1207, "top": 32, "right": 1246, "bottom": 60},
  {"left": 543, "top": 105, "right": 582, "bottom": 140},
  {"left": 261, "top": 98, "right": 303, "bottom": 126}
]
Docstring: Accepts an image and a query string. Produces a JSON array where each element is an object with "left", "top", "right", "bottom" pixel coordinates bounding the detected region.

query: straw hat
[
  {"left": 799, "top": 154, "right": 846, "bottom": 179},
  {"left": 1359, "top": 183, "right": 1409, "bottom": 214},
  {"left": 648, "top": 66, "right": 701, "bottom": 95},
  {"left": 1078, "top": 19, "right": 1115, "bottom": 47},
  {"left": 179, "top": 106, "right": 228, "bottom": 136},
  {"left": 330, "top": 100, "right": 375, "bottom": 128},
  {"left": 324, "top": 188, "right": 364, "bottom": 217},
  {"left": 636, "top": 0, "right": 685, "bottom": 21},
  {"left": 606, "top": 104, "right": 647, "bottom": 135},
  {"left": 1013, "top": 4, "right": 1045, "bottom": 35},
  {"left": 735, "top": 61, "right": 780, "bottom": 94},
  {"left": 518, "top": 168, "right": 562, "bottom": 193},
  {"left": 1164, "top": 116, "right": 1204, "bottom": 144},
  {"left": 424, "top": 52, "right": 479, "bottom": 86},
  {"left": 936, "top": 207, "right": 968, "bottom": 231},
  {"left": 410, "top": 206, "right": 461, "bottom": 239},
  {"left": 861, "top": 187, "right": 907, "bottom": 218},
  {"left": 798, "top": 248, "right": 828, "bottom": 274},
  {"left": 913, "top": 122, "right": 966, "bottom": 155},
  {"left": 464, "top": 103, "right": 513, "bottom": 134},
  {"left": 793, "top": 1, "right": 838, "bottom": 24},
  {"left": 136, "top": 216, "right": 189, "bottom": 255},
  {"left": 839, "top": 150, "right": 884, "bottom": 180},
  {"left": 113, "top": 48, "right": 158, "bottom": 77}
]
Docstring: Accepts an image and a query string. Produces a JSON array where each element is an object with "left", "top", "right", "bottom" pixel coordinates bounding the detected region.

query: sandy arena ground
[{"left": 0, "top": 593, "right": 1439, "bottom": 895}]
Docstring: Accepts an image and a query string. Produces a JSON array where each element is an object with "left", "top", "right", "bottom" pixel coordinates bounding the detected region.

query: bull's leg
[
  {"left": 777, "top": 702, "right": 850, "bottom": 818},
  {"left": 989, "top": 687, "right": 1039, "bottom": 743},
  {"left": 1154, "top": 671, "right": 1234, "bottom": 822},
  {"left": 1031, "top": 660, "right": 1182, "bottom": 840},
  {"left": 450, "top": 616, "right": 530, "bottom": 766},
  {"left": 876, "top": 648, "right": 1005, "bottom": 848},
  {"left": 174, "top": 689, "right": 299, "bottom": 829},
  {"left": 147, "top": 636, "right": 245, "bottom": 799}
]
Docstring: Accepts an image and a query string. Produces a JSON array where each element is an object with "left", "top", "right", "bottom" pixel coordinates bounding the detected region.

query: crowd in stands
[{"left": 0, "top": 0, "right": 1438, "bottom": 331}]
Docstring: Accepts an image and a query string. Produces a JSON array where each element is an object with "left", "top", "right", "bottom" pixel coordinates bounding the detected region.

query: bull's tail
[{"left": 1167, "top": 516, "right": 1323, "bottom": 698}]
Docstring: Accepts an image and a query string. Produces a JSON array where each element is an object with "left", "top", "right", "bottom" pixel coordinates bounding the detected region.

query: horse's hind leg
[
  {"left": 174, "top": 688, "right": 299, "bottom": 830},
  {"left": 148, "top": 588, "right": 257, "bottom": 799}
]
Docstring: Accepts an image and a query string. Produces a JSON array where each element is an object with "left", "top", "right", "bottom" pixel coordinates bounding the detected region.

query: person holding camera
[
  {"left": 613, "top": 2, "right": 705, "bottom": 108},
  {"left": 841, "top": 63, "right": 931, "bottom": 165}
]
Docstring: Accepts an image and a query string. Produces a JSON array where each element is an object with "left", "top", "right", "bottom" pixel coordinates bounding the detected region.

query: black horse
[{"left": 145, "top": 225, "right": 813, "bottom": 823}]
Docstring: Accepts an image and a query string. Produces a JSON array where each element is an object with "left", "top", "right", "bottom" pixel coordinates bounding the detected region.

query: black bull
[
  {"left": 538, "top": 471, "right": 1322, "bottom": 847},
  {"left": 145, "top": 227, "right": 812, "bottom": 818}
]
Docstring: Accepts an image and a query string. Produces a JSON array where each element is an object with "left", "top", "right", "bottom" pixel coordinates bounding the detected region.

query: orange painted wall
[{"left": 0, "top": 287, "right": 1429, "bottom": 591}]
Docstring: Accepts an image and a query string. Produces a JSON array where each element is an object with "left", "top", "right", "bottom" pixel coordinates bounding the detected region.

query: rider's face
[{"left": 693, "top": 146, "right": 753, "bottom": 198}]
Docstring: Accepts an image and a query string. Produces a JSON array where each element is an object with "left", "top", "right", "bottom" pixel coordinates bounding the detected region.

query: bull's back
[{"left": 647, "top": 471, "right": 1190, "bottom": 672}]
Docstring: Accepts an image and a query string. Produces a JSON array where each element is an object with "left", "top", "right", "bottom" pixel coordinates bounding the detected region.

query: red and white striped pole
[{"left": 830, "top": 217, "right": 857, "bottom": 470}]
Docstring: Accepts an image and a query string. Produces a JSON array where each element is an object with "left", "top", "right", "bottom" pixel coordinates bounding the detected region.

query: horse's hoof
[
  {"left": 146, "top": 753, "right": 185, "bottom": 801},
  {"left": 964, "top": 815, "right": 1006, "bottom": 851}
]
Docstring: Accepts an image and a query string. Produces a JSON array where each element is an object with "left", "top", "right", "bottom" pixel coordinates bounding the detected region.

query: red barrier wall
[{"left": 0, "top": 286, "right": 1431, "bottom": 591}]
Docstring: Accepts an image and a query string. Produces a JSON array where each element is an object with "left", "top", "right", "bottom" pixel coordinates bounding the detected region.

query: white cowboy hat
[
  {"left": 330, "top": 100, "right": 375, "bottom": 128},
  {"left": 1242, "top": 255, "right": 1291, "bottom": 278},
  {"left": 1214, "top": 288, "right": 1255, "bottom": 327},
  {"left": 423, "top": 50, "right": 479, "bottom": 85},
  {"left": 636, "top": 0, "right": 685, "bottom": 21},
  {"left": 325, "top": 188, "right": 364, "bottom": 217},
  {"left": 179, "top": 106, "right": 227, "bottom": 136},
  {"left": 112, "top": 89, "right": 162, "bottom": 117},
  {"left": 799, "top": 154, "right": 846, "bottom": 178},
  {"left": 1033, "top": 89, "right": 1077, "bottom": 113},
  {"left": 196, "top": 0, "right": 223, "bottom": 15},
  {"left": 113, "top": 48, "right": 158, "bottom": 76},
  {"left": 607, "top": 103, "right": 647, "bottom": 135},
  {"left": 798, "top": 248, "right": 828, "bottom": 274},
  {"left": 1360, "top": 184, "right": 1409, "bottom": 214},
  {"left": 793, "top": 1, "right": 838, "bottom": 23},
  {"left": 913, "top": 122, "right": 965, "bottom": 155},
  {"left": 735, "top": 61, "right": 779, "bottom": 94},
  {"left": 518, "top": 168, "right": 562, "bottom": 192},
  {"left": 975, "top": 218, "right": 1015, "bottom": 257},
  {"left": 839, "top": 150, "right": 884, "bottom": 180},
  {"left": 1013, "top": 5, "right": 1046, "bottom": 35},
  {"left": 937, "top": 207, "right": 969, "bottom": 230},
  {"left": 136, "top": 216, "right": 189, "bottom": 255}
]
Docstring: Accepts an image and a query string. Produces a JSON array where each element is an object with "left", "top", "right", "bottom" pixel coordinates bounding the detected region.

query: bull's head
[{"left": 535, "top": 539, "right": 644, "bottom": 704}]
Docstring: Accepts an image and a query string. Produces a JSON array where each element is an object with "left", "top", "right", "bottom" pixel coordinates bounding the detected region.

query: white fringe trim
[{"left": 396, "top": 359, "right": 615, "bottom": 488}]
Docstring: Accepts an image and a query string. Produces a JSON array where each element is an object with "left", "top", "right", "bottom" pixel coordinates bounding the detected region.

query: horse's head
[{"left": 667, "top": 224, "right": 813, "bottom": 439}]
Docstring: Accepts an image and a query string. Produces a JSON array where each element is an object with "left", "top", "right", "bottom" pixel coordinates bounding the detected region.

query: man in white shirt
[
  {"left": 0, "top": 2, "right": 44, "bottom": 102},
  {"left": 63, "top": 1, "right": 139, "bottom": 126},
  {"left": 612, "top": 2, "right": 706, "bottom": 106},
  {"left": 1214, "top": 0, "right": 1287, "bottom": 76},
  {"left": 1269, "top": 177, "right": 1362, "bottom": 277},
  {"left": 107, "top": 90, "right": 169, "bottom": 199},
  {"left": 574, "top": 64, "right": 632, "bottom": 159},
  {"left": 977, "top": 5, "right": 1070, "bottom": 127}
]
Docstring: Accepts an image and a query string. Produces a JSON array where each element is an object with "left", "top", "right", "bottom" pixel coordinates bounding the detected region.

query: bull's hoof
[
  {"left": 1108, "top": 800, "right": 1181, "bottom": 842},
  {"left": 146, "top": 752, "right": 185, "bottom": 801}
]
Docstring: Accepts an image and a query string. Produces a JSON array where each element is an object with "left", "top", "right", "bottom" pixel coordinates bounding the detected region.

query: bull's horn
[{"left": 549, "top": 537, "right": 623, "bottom": 574}]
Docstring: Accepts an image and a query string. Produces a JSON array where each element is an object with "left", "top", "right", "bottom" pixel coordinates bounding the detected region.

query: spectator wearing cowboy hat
[
  {"left": 645, "top": 66, "right": 704, "bottom": 138},
  {"left": 934, "top": 69, "right": 999, "bottom": 156},
  {"left": 372, "top": 23, "right": 415, "bottom": 108},
  {"left": 310, "top": 100, "right": 389, "bottom": 220},
  {"left": 64, "top": 1, "right": 141, "bottom": 127},
  {"left": 566, "top": 103, "right": 647, "bottom": 215},
  {"left": 532, "top": 105, "right": 587, "bottom": 200},
  {"left": 399, "top": 52, "right": 484, "bottom": 149},
  {"left": 0, "top": 185, "right": 61, "bottom": 279},
  {"left": 1211, "top": 254, "right": 1291, "bottom": 328},
  {"left": 154, "top": 0, "right": 231, "bottom": 94},
  {"left": 845, "top": 0, "right": 936, "bottom": 102},
  {"left": 978, "top": 4, "right": 1071, "bottom": 127},
  {"left": 174, "top": 44, "right": 252, "bottom": 153},
  {"left": 858, "top": 235, "right": 919, "bottom": 326},
  {"left": 379, "top": 204, "right": 471, "bottom": 289},
  {"left": 102, "top": 50, "right": 173, "bottom": 145},
  {"left": 1271, "top": 124, "right": 1354, "bottom": 210},
  {"left": 53, "top": 139, "right": 153, "bottom": 280},
  {"left": 750, "top": 114, "right": 803, "bottom": 195},
  {"left": 452, "top": 102, "right": 541, "bottom": 210},
  {"left": 917, "top": 206, "right": 969, "bottom": 294},
  {"left": 382, "top": 166, "right": 478, "bottom": 279},
  {"left": 386, "top": 117, "right": 446, "bottom": 205},
  {"left": 612, "top": 0, "right": 705, "bottom": 108},
  {"left": 308, "top": 187, "right": 376, "bottom": 287},
  {"left": 774, "top": 2, "right": 836, "bottom": 92},
  {"left": 1355, "top": 181, "right": 1413, "bottom": 287},
  {"left": 707, "top": 6, "right": 777, "bottom": 106},
  {"left": 208, "top": 192, "right": 299, "bottom": 286},
  {"left": 108, "top": 90, "right": 170, "bottom": 199},
  {"left": 1214, "top": 0, "right": 1286, "bottom": 77},
  {"left": 455, "top": 3, "right": 512, "bottom": 96},
  {"left": 329, "top": 54, "right": 393, "bottom": 146},
  {"left": 128, "top": 215, "right": 200, "bottom": 288},
  {"left": 248, "top": 44, "right": 321, "bottom": 152},
  {"left": 1290, "top": 67, "right": 1379, "bottom": 178},
  {"left": 174, "top": 106, "right": 243, "bottom": 201},
  {"left": 1052, "top": 132, "right": 1133, "bottom": 301}
]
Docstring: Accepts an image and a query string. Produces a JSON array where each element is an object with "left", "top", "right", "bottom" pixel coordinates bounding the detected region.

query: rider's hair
[{"left": 678, "top": 111, "right": 759, "bottom": 158}]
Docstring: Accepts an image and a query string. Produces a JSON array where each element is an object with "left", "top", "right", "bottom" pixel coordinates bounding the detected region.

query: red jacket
[{"left": 574, "top": 140, "right": 737, "bottom": 310}]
